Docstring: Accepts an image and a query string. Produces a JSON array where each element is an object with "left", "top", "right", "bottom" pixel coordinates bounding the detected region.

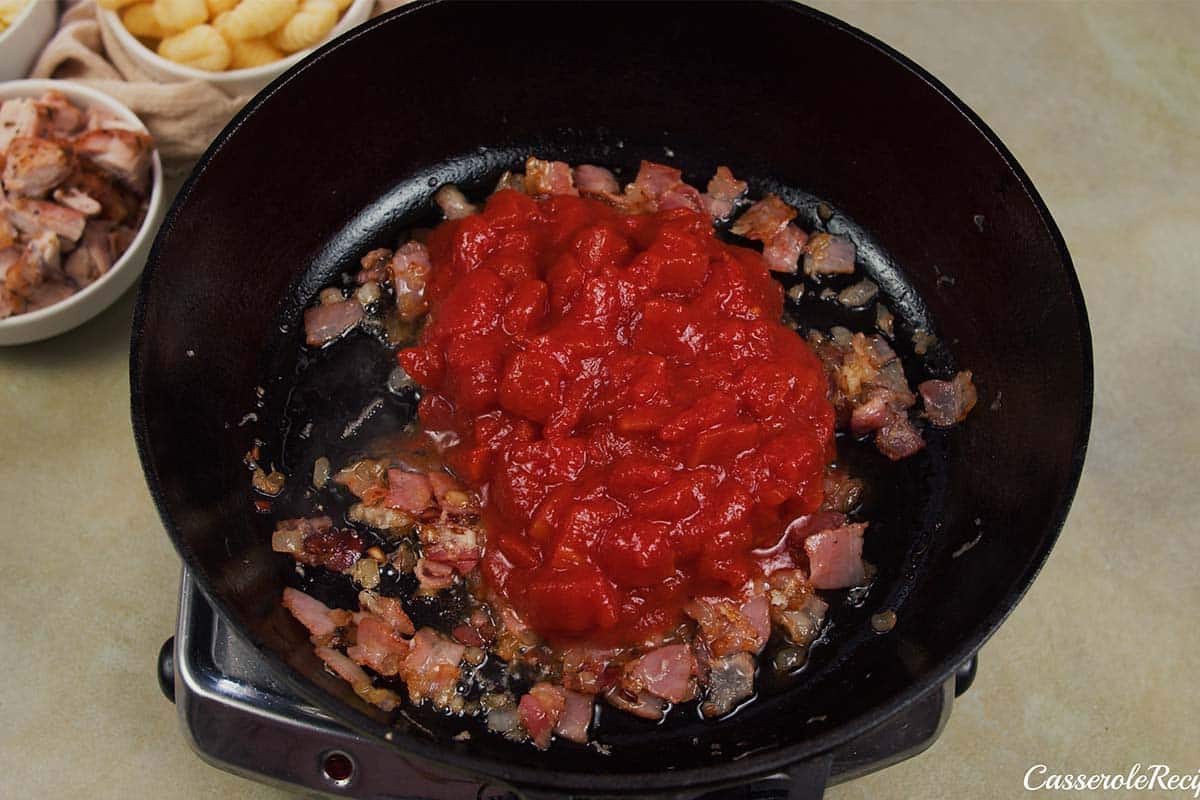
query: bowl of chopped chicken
[{"left": 0, "top": 80, "right": 164, "bottom": 345}]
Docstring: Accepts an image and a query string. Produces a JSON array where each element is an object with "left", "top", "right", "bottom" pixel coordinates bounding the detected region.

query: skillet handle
[{"left": 687, "top": 755, "right": 834, "bottom": 800}]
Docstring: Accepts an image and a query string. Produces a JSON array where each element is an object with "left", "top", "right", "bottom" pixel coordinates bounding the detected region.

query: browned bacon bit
[
  {"left": 519, "top": 683, "right": 566, "bottom": 749},
  {"left": 560, "top": 647, "right": 620, "bottom": 695},
  {"left": 701, "top": 652, "right": 756, "bottom": 718},
  {"left": 684, "top": 592, "right": 771, "bottom": 657},
  {"left": 524, "top": 157, "right": 578, "bottom": 197},
  {"left": 415, "top": 558, "right": 456, "bottom": 593},
  {"left": 283, "top": 587, "right": 353, "bottom": 644},
  {"left": 385, "top": 469, "right": 434, "bottom": 514},
  {"left": 575, "top": 164, "right": 620, "bottom": 196},
  {"left": 316, "top": 647, "right": 401, "bottom": 711},
  {"left": 809, "top": 328, "right": 926, "bottom": 460},
  {"left": 803, "top": 232, "right": 856, "bottom": 277},
  {"left": 762, "top": 223, "right": 808, "bottom": 273},
  {"left": 348, "top": 612, "right": 410, "bottom": 675},
  {"left": 356, "top": 247, "right": 392, "bottom": 284},
  {"left": 272, "top": 517, "right": 362, "bottom": 572},
  {"left": 918, "top": 371, "right": 978, "bottom": 427},
  {"left": 359, "top": 590, "right": 414, "bottom": 635},
  {"left": 701, "top": 165, "right": 747, "bottom": 221},
  {"left": 822, "top": 468, "right": 864, "bottom": 514},
  {"left": 604, "top": 685, "right": 668, "bottom": 720},
  {"left": 623, "top": 644, "right": 698, "bottom": 704},
  {"left": 334, "top": 459, "right": 389, "bottom": 504},
  {"left": 434, "top": 184, "right": 478, "bottom": 220},
  {"left": 401, "top": 628, "right": 465, "bottom": 708},
  {"left": 766, "top": 569, "right": 828, "bottom": 646},
  {"left": 303, "top": 298, "right": 363, "bottom": 346},
  {"left": 390, "top": 241, "right": 432, "bottom": 322},
  {"left": 251, "top": 466, "right": 286, "bottom": 496},
  {"left": 804, "top": 523, "right": 868, "bottom": 589},
  {"left": 875, "top": 416, "right": 926, "bottom": 460},
  {"left": 731, "top": 194, "right": 797, "bottom": 242}
]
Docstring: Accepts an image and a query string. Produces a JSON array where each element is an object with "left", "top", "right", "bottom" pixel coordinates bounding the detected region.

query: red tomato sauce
[{"left": 398, "top": 190, "right": 835, "bottom": 646}]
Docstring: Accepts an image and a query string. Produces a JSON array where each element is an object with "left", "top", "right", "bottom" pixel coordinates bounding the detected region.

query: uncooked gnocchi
[
  {"left": 153, "top": 0, "right": 207, "bottom": 31},
  {"left": 157, "top": 24, "right": 232, "bottom": 71},
  {"left": 218, "top": 0, "right": 298, "bottom": 40},
  {"left": 269, "top": 0, "right": 336, "bottom": 53},
  {"left": 117, "top": 0, "right": 352, "bottom": 72},
  {"left": 121, "top": 2, "right": 173, "bottom": 39},
  {"left": 228, "top": 37, "right": 285, "bottom": 69}
]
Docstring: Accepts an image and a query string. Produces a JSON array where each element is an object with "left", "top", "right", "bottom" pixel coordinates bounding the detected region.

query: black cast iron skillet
[{"left": 131, "top": 1, "right": 1092, "bottom": 797}]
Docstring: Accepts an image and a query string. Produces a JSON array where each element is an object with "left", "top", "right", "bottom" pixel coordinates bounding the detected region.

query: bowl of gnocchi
[{"left": 98, "top": 0, "right": 374, "bottom": 96}]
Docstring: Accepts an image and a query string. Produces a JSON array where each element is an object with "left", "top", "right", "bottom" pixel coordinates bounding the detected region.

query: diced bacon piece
[
  {"left": 555, "top": 690, "right": 593, "bottom": 743},
  {"left": 633, "top": 161, "right": 683, "bottom": 199},
  {"left": 390, "top": 241, "right": 432, "bottom": 322},
  {"left": 452, "top": 623, "right": 484, "bottom": 647},
  {"left": 919, "top": 371, "right": 978, "bottom": 427},
  {"left": 685, "top": 591, "right": 771, "bottom": 657},
  {"left": 731, "top": 194, "right": 797, "bottom": 242},
  {"left": 418, "top": 519, "right": 481, "bottom": 574},
  {"left": 519, "top": 682, "right": 567, "bottom": 749},
  {"left": 519, "top": 693, "right": 555, "bottom": 749},
  {"left": 524, "top": 157, "right": 578, "bottom": 197},
  {"left": 5, "top": 198, "right": 86, "bottom": 242},
  {"left": 434, "top": 184, "right": 477, "bottom": 219},
  {"left": 850, "top": 388, "right": 904, "bottom": 433},
  {"left": 766, "top": 568, "right": 827, "bottom": 646},
  {"left": 414, "top": 558, "right": 456, "bottom": 593},
  {"left": 494, "top": 604, "right": 540, "bottom": 662},
  {"left": 657, "top": 181, "right": 704, "bottom": 212},
  {"left": 305, "top": 529, "right": 364, "bottom": 572},
  {"left": 303, "top": 299, "right": 364, "bottom": 346},
  {"left": 315, "top": 646, "right": 401, "bottom": 711},
  {"left": 385, "top": 469, "right": 434, "bottom": 513},
  {"left": 272, "top": 516, "right": 334, "bottom": 556},
  {"left": 603, "top": 687, "right": 666, "bottom": 720},
  {"left": 804, "top": 523, "right": 868, "bottom": 589},
  {"left": 626, "top": 644, "right": 696, "bottom": 703},
  {"left": 560, "top": 647, "right": 620, "bottom": 695},
  {"left": 575, "top": 164, "right": 619, "bottom": 196},
  {"left": 401, "top": 628, "right": 465, "bottom": 705},
  {"left": 701, "top": 166, "right": 748, "bottom": 220},
  {"left": 53, "top": 187, "right": 102, "bottom": 217},
  {"left": 282, "top": 587, "right": 351, "bottom": 639},
  {"left": 700, "top": 652, "right": 756, "bottom": 718},
  {"left": 762, "top": 224, "right": 808, "bottom": 273},
  {"left": 0, "top": 99, "right": 48, "bottom": 152},
  {"left": 73, "top": 128, "right": 153, "bottom": 194},
  {"left": 427, "top": 471, "right": 477, "bottom": 513},
  {"left": 875, "top": 416, "right": 926, "bottom": 460},
  {"left": 347, "top": 612, "right": 411, "bottom": 676},
  {"left": 358, "top": 590, "right": 414, "bottom": 635},
  {"left": 333, "top": 459, "right": 389, "bottom": 505},
  {"left": 785, "top": 511, "right": 849, "bottom": 546},
  {"left": 821, "top": 469, "right": 864, "bottom": 514},
  {"left": 356, "top": 247, "right": 392, "bottom": 284},
  {"left": 2, "top": 138, "right": 72, "bottom": 198},
  {"left": 803, "top": 233, "right": 856, "bottom": 276},
  {"left": 493, "top": 170, "right": 526, "bottom": 193}
]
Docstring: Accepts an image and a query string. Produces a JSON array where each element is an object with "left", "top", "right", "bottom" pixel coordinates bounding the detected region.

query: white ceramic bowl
[
  {"left": 0, "top": 0, "right": 58, "bottom": 81},
  {"left": 0, "top": 80, "right": 165, "bottom": 346},
  {"left": 99, "top": 0, "right": 373, "bottom": 97}
]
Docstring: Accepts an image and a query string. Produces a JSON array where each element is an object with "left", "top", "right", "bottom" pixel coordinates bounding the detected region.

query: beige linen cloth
[{"left": 31, "top": 0, "right": 407, "bottom": 167}]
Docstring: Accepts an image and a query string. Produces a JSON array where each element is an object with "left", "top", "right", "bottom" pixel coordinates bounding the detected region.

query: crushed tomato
[{"left": 398, "top": 190, "right": 835, "bottom": 646}]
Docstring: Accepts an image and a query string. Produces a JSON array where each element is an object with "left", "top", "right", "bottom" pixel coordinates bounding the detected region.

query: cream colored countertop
[{"left": 1, "top": 3, "right": 1197, "bottom": 798}]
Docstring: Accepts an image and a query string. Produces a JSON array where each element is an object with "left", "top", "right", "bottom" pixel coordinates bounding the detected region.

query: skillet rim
[{"left": 129, "top": 0, "right": 1094, "bottom": 792}]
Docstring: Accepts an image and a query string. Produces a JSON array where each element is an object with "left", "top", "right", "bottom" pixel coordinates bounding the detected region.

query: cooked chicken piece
[{"left": 2, "top": 137, "right": 73, "bottom": 198}]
